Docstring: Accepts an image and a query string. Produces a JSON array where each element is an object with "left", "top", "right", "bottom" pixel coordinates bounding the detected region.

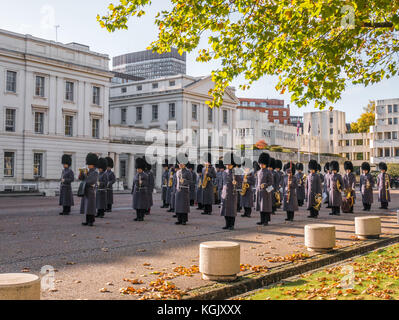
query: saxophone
[
  {"left": 336, "top": 178, "right": 342, "bottom": 192},
  {"left": 202, "top": 165, "right": 211, "bottom": 189},
  {"left": 241, "top": 173, "right": 249, "bottom": 196},
  {"left": 313, "top": 193, "right": 322, "bottom": 211},
  {"left": 168, "top": 171, "right": 174, "bottom": 187}
]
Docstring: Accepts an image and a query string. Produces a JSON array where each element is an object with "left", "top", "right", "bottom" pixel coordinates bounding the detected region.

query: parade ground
[{"left": 1, "top": 190, "right": 399, "bottom": 300}]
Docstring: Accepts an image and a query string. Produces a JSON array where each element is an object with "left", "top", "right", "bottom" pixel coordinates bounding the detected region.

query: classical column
[
  {"left": 155, "top": 156, "right": 162, "bottom": 190},
  {"left": 114, "top": 152, "right": 120, "bottom": 179}
]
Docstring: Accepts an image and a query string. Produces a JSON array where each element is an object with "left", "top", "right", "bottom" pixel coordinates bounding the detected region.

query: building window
[
  {"left": 356, "top": 153, "right": 364, "bottom": 161},
  {"left": 273, "top": 111, "right": 279, "bottom": 116},
  {"left": 395, "top": 148, "right": 399, "bottom": 157},
  {"left": 120, "top": 160, "right": 127, "bottom": 178},
  {"left": 388, "top": 105, "right": 393, "bottom": 113},
  {"left": 393, "top": 132, "right": 398, "bottom": 140},
  {"left": 356, "top": 139, "right": 363, "bottom": 145},
  {"left": 64, "top": 115, "right": 73, "bottom": 137},
  {"left": 274, "top": 119, "right": 279, "bottom": 124},
  {"left": 169, "top": 103, "right": 176, "bottom": 120},
  {"left": 33, "top": 153, "right": 43, "bottom": 178},
  {"left": 284, "top": 119, "right": 288, "bottom": 124},
  {"left": 208, "top": 108, "right": 213, "bottom": 122},
  {"left": 152, "top": 105, "right": 158, "bottom": 121},
  {"left": 208, "top": 135, "right": 212, "bottom": 148},
  {"left": 388, "top": 118, "right": 393, "bottom": 125},
  {"left": 5, "top": 109, "right": 16, "bottom": 132},
  {"left": 242, "top": 101, "right": 248, "bottom": 106},
  {"left": 223, "top": 110, "right": 228, "bottom": 124},
  {"left": 152, "top": 83, "right": 158, "bottom": 89},
  {"left": 330, "top": 117, "right": 333, "bottom": 124},
  {"left": 35, "top": 76, "right": 45, "bottom": 97},
  {"left": 92, "top": 119, "right": 100, "bottom": 138},
  {"left": 192, "top": 130, "right": 197, "bottom": 145},
  {"left": 330, "top": 128, "right": 333, "bottom": 135},
  {"left": 121, "top": 108, "right": 127, "bottom": 124},
  {"left": 137, "top": 85, "right": 142, "bottom": 91},
  {"left": 261, "top": 102, "right": 267, "bottom": 107},
  {"left": 250, "top": 102, "right": 255, "bottom": 107},
  {"left": 6, "top": 71, "right": 17, "bottom": 93},
  {"left": 4, "top": 152, "right": 14, "bottom": 177},
  {"left": 283, "top": 111, "right": 287, "bottom": 116},
  {"left": 169, "top": 80, "right": 175, "bottom": 86},
  {"left": 192, "top": 104, "right": 197, "bottom": 120},
  {"left": 385, "top": 148, "right": 391, "bottom": 157},
  {"left": 92, "top": 86, "right": 100, "bottom": 105},
  {"left": 394, "top": 105, "right": 398, "bottom": 113},
  {"left": 121, "top": 87, "right": 127, "bottom": 93},
  {"left": 136, "top": 107, "right": 142, "bottom": 122},
  {"left": 65, "top": 81, "right": 74, "bottom": 101},
  {"left": 34, "top": 112, "right": 44, "bottom": 134}
]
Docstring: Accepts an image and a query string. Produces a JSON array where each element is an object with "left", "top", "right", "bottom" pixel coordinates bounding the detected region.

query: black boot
[
  {"left": 229, "top": 217, "right": 235, "bottom": 230},
  {"left": 257, "top": 212, "right": 265, "bottom": 225},
  {"left": 264, "top": 213, "right": 270, "bottom": 225},
  {"left": 223, "top": 217, "right": 229, "bottom": 229}
]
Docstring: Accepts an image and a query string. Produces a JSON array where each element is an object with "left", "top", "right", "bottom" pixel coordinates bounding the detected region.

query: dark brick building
[{"left": 237, "top": 98, "right": 290, "bottom": 124}]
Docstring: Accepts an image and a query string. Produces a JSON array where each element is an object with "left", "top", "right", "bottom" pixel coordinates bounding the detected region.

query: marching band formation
[{"left": 59, "top": 152, "right": 392, "bottom": 229}]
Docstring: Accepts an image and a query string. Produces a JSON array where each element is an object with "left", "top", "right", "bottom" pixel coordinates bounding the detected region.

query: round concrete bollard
[
  {"left": 304, "top": 224, "right": 336, "bottom": 252},
  {"left": 355, "top": 216, "right": 381, "bottom": 240},
  {"left": 199, "top": 241, "right": 240, "bottom": 281},
  {"left": 0, "top": 274, "right": 40, "bottom": 300}
]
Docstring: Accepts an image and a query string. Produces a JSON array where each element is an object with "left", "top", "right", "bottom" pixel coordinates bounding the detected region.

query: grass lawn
[{"left": 242, "top": 243, "right": 399, "bottom": 300}]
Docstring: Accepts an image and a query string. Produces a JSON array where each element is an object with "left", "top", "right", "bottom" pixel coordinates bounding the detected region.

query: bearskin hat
[
  {"left": 135, "top": 157, "right": 146, "bottom": 170},
  {"left": 317, "top": 164, "right": 322, "bottom": 172},
  {"left": 86, "top": 153, "right": 98, "bottom": 166},
  {"left": 203, "top": 152, "right": 212, "bottom": 164},
  {"left": 197, "top": 164, "right": 204, "bottom": 174},
  {"left": 217, "top": 160, "right": 225, "bottom": 170},
  {"left": 162, "top": 159, "right": 169, "bottom": 168},
  {"left": 253, "top": 161, "right": 260, "bottom": 172},
  {"left": 176, "top": 153, "right": 188, "bottom": 165},
  {"left": 258, "top": 152, "right": 270, "bottom": 166},
  {"left": 296, "top": 162, "right": 304, "bottom": 171},
  {"left": 324, "top": 162, "right": 330, "bottom": 173},
  {"left": 97, "top": 157, "right": 108, "bottom": 171},
  {"left": 361, "top": 162, "right": 370, "bottom": 172},
  {"left": 283, "top": 162, "right": 296, "bottom": 175},
  {"left": 330, "top": 161, "right": 339, "bottom": 172},
  {"left": 62, "top": 154, "right": 72, "bottom": 166},
  {"left": 269, "top": 158, "right": 276, "bottom": 169},
  {"left": 275, "top": 160, "right": 283, "bottom": 170},
  {"left": 308, "top": 160, "right": 318, "bottom": 171},
  {"left": 344, "top": 161, "right": 353, "bottom": 172},
  {"left": 379, "top": 162, "right": 387, "bottom": 171},
  {"left": 105, "top": 157, "right": 114, "bottom": 169},
  {"left": 187, "top": 163, "right": 194, "bottom": 170}
]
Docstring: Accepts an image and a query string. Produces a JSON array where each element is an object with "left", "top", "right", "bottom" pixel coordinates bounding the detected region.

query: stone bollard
[
  {"left": 304, "top": 224, "right": 336, "bottom": 252},
  {"left": 0, "top": 274, "right": 40, "bottom": 300},
  {"left": 199, "top": 241, "right": 240, "bottom": 281},
  {"left": 355, "top": 216, "right": 381, "bottom": 240}
]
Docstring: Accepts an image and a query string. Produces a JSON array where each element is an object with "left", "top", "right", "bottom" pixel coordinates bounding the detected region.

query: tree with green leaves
[
  {"left": 98, "top": 1, "right": 399, "bottom": 109},
  {"left": 350, "top": 100, "right": 376, "bottom": 133}
]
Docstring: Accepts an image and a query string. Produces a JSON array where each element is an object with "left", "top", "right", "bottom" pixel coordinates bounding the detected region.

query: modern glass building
[{"left": 112, "top": 48, "right": 186, "bottom": 79}]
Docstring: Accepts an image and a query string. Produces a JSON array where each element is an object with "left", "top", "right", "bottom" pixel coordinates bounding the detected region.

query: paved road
[{"left": 1, "top": 190, "right": 398, "bottom": 300}]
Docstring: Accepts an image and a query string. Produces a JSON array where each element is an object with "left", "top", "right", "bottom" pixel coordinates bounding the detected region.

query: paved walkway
[{"left": 0, "top": 190, "right": 398, "bottom": 300}]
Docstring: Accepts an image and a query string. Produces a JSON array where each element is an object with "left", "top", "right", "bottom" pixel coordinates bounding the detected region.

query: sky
[{"left": 0, "top": 0, "right": 398, "bottom": 122}]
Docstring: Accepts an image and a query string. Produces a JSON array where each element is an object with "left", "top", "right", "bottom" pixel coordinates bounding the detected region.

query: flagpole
[
  {"left": 317, "top": 124, "right": 321, "bottom": 164},
  {"left": 297, "top": 121, "right": 300, "bottom": 163},
  {"left": 308, "top": 122, "right": 311, "bottom": 162}
]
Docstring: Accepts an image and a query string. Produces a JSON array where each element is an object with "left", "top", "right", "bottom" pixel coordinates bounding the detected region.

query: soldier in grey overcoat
[
  {"left": 317, "top": 164, "right": 324, "bottom": 184},
  {"left": 268, "top": 158, "right": 277, "bottom": 214},
  {"left": 306, "top": 160, "right": 323, "bottom": 218},
  {"left": 161, "top": 163, "right": 169, "bottom": 208},
  {"left": 145, "top": 161, "right": 154, "bottom": 215},
  {"left": 253, "top": 161, "right": 260, "bottom": 203},
  {"left": 201, "top": 154, "right": 217, "bottom": 215},
  {"left": 187, "top": 163, "right": 197, "bottom": 206},
  {"left": 175, "top": 158, "right": 192, "bottom": 225},
  {"left": 377, "top": 162, "right": 391, "bottom": 209},
  {"left": 59, "top": 154, "right": 74, "bottom": 215},
  {"left": 240, "top": 158, "right": 255, "bottom": 218},
  {"left": 166, "top": 165, "right": 175, "bottom": 212},
  {"left": 323, "top": 163, "right": 331, "bottom": 207},
  {"left": 256, "top": 153, "right": 273, "bottom": 226},
  {"left": 360, "top": 162, "right": 374, "bottom": 211},
  {"left": 275, "top": 160, "right": 284, "bottom": 209},
  {"left": 132, "top": 158, "right": 149, "bottom": 221},
  {"left": 235, "top": 164, "right": 244, "bottom": 213},
  {"left": 170, "top": 164, "right": 179, "bottom": 215},
  {"left": 96, "top": 158, "right": 108, "bottom": 218},
  {"left": 295, "top": 163, "right": 306, "bottom": 207},
  {"left": 327, "top": 161, "right": 344, "bottom": 215},
  {"left": 80, "top": 153, "right": 99, "bottom": 226},
  {"left": 282, "top": 162, "right": 298, "bottom": 221},
  {"left": 343, "top": 161, "right": 356, "bottom": 213},
  {"left": 215, "top": 161, "right": 224, "bottom": 206},
  {"left": 220, "top": 154, "right": 243, "bottom": 230},
  {"left": 196, "top": 165, "right": 204, "bottom": 209},
  {"left": 105, "top": 157, "right": 116, "bottom": 213}
]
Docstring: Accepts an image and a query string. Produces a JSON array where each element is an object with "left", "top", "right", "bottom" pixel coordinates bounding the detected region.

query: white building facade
[
  {"left": 0, "top": 29, "right": 113, "bottom": 192},
  {"left": 370, "top": 98, "right": 399, "bottom": 164}
]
